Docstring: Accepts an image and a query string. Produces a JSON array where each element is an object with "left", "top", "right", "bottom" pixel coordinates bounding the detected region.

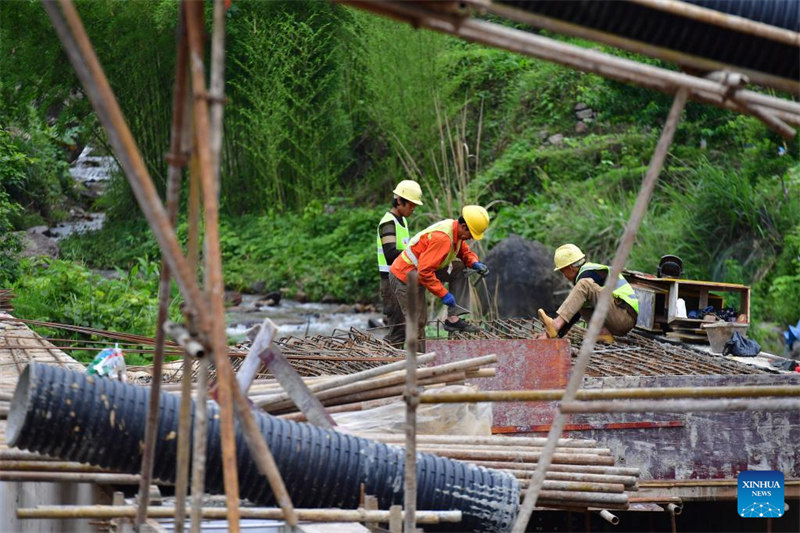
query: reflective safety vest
[
  {"left": 376, "top": 212, "right": 410, "bottom": 273},
  {"left": 401, "top": 219, "right": 460, "bottom": 270},
  {"left": 578, "top": 262, "right": 639, "bottom": 314}
]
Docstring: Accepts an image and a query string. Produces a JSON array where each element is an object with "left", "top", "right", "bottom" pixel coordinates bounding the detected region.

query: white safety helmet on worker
[
  {"left": 553, "top": 244, "right": 585, "bottom": 271},
  {"left": 393, "top": 180, "right": 423, "bottom": 206},
  {"left": 462, "top": 205, "right": 490, "bottom": 240}
]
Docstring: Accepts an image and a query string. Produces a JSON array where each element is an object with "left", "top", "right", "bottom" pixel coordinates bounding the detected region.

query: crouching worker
[
  {"left": 389, "top": 205, "right": 491, "bottom": 349},
  {"left": 537, "top": 244, "right": 638, "bottom": 344}
]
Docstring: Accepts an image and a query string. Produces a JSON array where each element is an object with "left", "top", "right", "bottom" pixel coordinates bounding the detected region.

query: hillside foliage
[{"left": 2, "top": 0, "right": 798, "bottom": 352}]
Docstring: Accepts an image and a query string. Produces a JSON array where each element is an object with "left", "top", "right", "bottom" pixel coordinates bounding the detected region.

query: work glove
[
  {"left": 473, "top": 262, "right": 490, "bottom": 276},
  {"left": 441, "top": 292, "right": 456, "bottom": 307}
]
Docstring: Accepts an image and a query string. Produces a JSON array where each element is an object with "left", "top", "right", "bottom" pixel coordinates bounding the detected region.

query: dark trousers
[{"left": 380, "top": 276, "right": 406, "bottom": 348}]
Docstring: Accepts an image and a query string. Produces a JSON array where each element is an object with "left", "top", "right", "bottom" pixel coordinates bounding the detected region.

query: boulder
[
  {"left": 476, "top": 235, "right": 570, "bottom": 318},
  {"left": 18, "top": 229, "right": 59, "bottom": 259},
  {"left": 224, "top": 291, "right": 243, "bottom": 307}
]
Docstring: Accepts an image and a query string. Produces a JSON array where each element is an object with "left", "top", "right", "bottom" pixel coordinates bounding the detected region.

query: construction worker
[
  {"left": 389, "top": 205, "right": 491, "bottom": 347},
  {"left": 376, "top": 180, "right": 424, "bottom": 347},
  {"left": 537, "top": 244, "right": 638, "bottom": 344}
]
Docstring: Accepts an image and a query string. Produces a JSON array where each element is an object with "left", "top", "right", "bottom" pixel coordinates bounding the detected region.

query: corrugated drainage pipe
[{"left": 6, "top": 363, "right": 519, "bottom": 532}]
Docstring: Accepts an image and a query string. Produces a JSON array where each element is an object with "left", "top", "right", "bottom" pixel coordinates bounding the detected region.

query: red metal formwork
[{"left": 428, "top": 338, "right": 571, "bottom": 431}]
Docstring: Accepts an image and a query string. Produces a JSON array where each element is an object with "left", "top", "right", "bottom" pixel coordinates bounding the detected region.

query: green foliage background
[{"left": 2, "top": 0, "right": 799, "bottom": 353}]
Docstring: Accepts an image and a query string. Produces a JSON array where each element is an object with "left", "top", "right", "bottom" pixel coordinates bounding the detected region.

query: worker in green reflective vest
[
  {"left": 537, "top": 244, "right": 639, "bottom": 344},
  {"left": 376, "top": 180, "right": 423, "bottom": 347}
]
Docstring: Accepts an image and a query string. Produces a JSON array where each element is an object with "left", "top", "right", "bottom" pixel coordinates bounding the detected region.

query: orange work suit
[
  {"left": 389, "top": 220, "right": 479, "bottom": 347},
  {"left": 390, "top": 220, "right": 479, "bottom": 298}
]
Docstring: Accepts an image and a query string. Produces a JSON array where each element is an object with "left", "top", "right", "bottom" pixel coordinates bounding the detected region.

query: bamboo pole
[
  {"left": 403, "top": 271, "right": 420, "bottom": 533},
  {"left": 280, "top": 370, "right": 468, "bottom": 409},
  {"left": 419, "top": 385, "right": 800, "bottom": 403},
  {"left": 253, "top": 353, "right": 436, "bottom": 406},
  {"left": 391, "top": 443, "right": 611, "bottom": 456},
  {"left": 16, "top": 506, "right": 462, "bottom": 523},
  {"left": 136, "top": 5, "right": 190, "bottom": 527},
  {"left": 184, "top": 4, "right": 241, "bottom": 530},
  {"left": 0, "top": 452, "right": 61, "bottom": 461},
  {"left": 0, "top": 461, "right": 109, "bottom": 472},
  {"left": 471, "top": 461, "right": 641, "bottom": 477},
  {"left": 486, "top": 0, "right": 800, "bottom": 94},
  {"left": 511, "top": 471, "right": 638, "bottom": 488},
  {"left": 561, "top": 398, "right": 800, "bottom": 413},
  {"left": 262, "top": 355, "right": 495, "bottom": 411},
  {"left": 190, "top": 358, "right": 209, "bottom": 533},
  {"left": 208, "top": 0, "right": 226, "bottom": 181},
  {"left": 515, "top": 480, "right": 625, "bottom": 493},
  {"left": 186, "top": 67, "right": 207, "bottom": 533},
  {"left": 514, "top": 89, "right": 689, "bottom": 533},
  {"left": 1, "top": 472, "right": 140, "bottom": 484},
  {"left": 341, "top": 1, "right": 799, "bottom": 136},
  {"left": 414, "top": 448, "right": 616, "bottom": 465},
  {"left": 629, "top": 0, "right": 800, "bottom": 46},
  {"left": 355, "top": 434, "right": 598, "bottom": 448},
  {"left": 530, "top": 490, "right": 629, "bottom": 506}
]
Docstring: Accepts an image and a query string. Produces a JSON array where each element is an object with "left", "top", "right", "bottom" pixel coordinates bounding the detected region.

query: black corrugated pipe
[
  {"left": 497, "top": 0, "right": 799, "bottom": 82},
  {"left": 7, "top": 363, "right": 519, "bottom": 532}
]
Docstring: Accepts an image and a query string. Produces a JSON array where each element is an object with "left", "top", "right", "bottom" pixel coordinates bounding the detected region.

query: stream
[
  {"left": 225, "top": 295, "right": 384, "bottom": 342},
  {"left": 58, "top": 147, "right": 385, "bottom": 341}
]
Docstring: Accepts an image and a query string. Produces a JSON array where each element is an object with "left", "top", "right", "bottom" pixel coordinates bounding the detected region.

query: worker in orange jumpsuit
[{"left": 389, "top": 205, "right": 491, "bottom": 348}]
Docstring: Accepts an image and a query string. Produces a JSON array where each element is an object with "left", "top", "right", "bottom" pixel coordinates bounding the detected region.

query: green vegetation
[
  {"left": 2, "top": 1, "right": 798, "bottom": 353},
  {"left": 11, "top": 257, "right": 181, "bottom": 364}
]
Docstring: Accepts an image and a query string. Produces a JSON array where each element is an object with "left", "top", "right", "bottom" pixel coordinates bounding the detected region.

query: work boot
[
  {"left": 596, "top": 334, "right": 615, "bottom": 344},
  {"left": 538, "top": 308, "right": 558, "bottom": 338},
  {"left": 443, "top": 318, "right": 480, "bottom": 333}
]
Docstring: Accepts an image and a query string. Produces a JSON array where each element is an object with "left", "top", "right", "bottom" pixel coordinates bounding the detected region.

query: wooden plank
[
  {"left": 667, "top": 282, "right": 679, "bottom": 323},
  {"left": 665, "top": 332, "right": 707, "bottom": 342}
]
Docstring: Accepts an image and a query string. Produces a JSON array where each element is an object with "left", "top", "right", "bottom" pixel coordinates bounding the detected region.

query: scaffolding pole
[
  {"left": 403, "top": 271, "right": 420, "bottom": 533},
  {"left": 136, "top": 3, "right": 190, "bottom": 528}
]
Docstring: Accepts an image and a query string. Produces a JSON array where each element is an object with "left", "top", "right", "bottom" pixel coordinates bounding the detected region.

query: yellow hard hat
[
  {"left": 553, "top": 244, "right": 585, "bottom": 271},
  {"left": 393, "top": 180, "right": 423, "bottom": 206},
  {"left": 462, "top": 205, "right": 490, "bottom": 240}
]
